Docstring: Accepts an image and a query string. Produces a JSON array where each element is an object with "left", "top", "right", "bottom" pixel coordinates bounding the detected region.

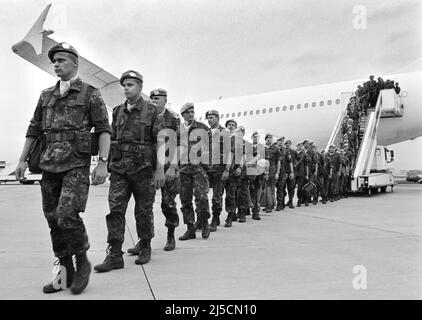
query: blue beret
[
  {"left": 120, "top": 70, "right": 143, "bottom": 85},
  {"left": 180, "top": 102, "right": 194, "bottom": 115},
  {"left": 48, "top": 42, "right": 78, "bottom": 62},
  {"left": 150, "top": 88, "right": 167, "bottom": 98},
  {"left": 205, "top": 110, "right": 219, "bottom": 118}
]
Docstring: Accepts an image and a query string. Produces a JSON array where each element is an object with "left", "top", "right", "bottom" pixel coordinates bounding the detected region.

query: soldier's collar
[{"left": 67, "top": 76, "right": 82, "bottom": 91}]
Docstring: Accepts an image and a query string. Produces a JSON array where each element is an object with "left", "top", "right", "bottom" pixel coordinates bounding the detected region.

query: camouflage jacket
[
  {"left": 208, "top": 124, "right": 230, "bottom": 172},
  {"left": 108, "top": 97, "right": 164, "bottom": 175},
  {"left": 25, "top": 77, "right": 111, "bottom": 173},
  {"left": 278, "top": 146, "right": 292, "bottom": 175},
  {"left": 158, "top": 108, "right": 180, "bottom": 171},
  {"left": 265, "top": 143, "right": 279, "bottom": 174},
  {"left": 179, "top": 120, "right": 210, "bottom": 174}
]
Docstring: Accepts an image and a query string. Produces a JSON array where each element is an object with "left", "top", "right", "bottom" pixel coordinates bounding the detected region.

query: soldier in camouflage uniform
[
  {"left": 275, "top": 137, "right": 293, "bottom": 211},
  {"left": 294, "top": 142, "right": 308, "bottom": 207},
  {"left": 206, "top": 110, "right": 231, "bottom": 232},
  {"left": 245, "top": 131, "right": 265, "bottom": 220},
  {"left": 260, "top": 134, "right": 279, "bottom": 213},
  {"left": 16, "top": 43, "right": 111, "bottom": 294},
  {"left": 94, "top": 70, "right": 165, "bottom": 272},
  {"left": 284, "top": 140, "right": 296, "bottom": 209},
  {"left": 327, "top": 145, "right": 341, "bottom": 202},
  {"left": 141, "top": 88, "right": 180, "bottom": 251},
  {"left": 178, "top": 103, "right": 212, "bottom": 240}
]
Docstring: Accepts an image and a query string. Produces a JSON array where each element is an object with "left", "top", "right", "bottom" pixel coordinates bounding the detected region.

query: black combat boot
[
  {"left": 252, "top": 211, "right": 261, "bottom": 220},
  {"left": 164, "top": 227, "right": 176, "bottom": 251},
  {"left": 313, "top": 198, "right": 318, "bottom": 205},
  {"left": 231, "top": 213, "right": 238, "bottom": 222},
  {"left": 322, "top": 197, "right": 327, "bottom": 204},
  {"left": 297, "top": 200, "right": 302, "bottom": 207},
  {"left": 94, "top": 244, "right": 124, "bottom": 273},
  {"left": 193, "top": 219, "right": 202, "bottom": 232},
  {"left": 135, "top": 239, "right": 152, "bottom": 265},
  {"left": 288, "top": 201, "right": 294, "bottom": 209},
  {"left": 238, "top": 212, "right": 246, "bottom": 223},
  {"left": 71, "top": 252, "right": 92, "bottom": 295},
  {"left": 202, "top": 219, "right": 210, "bottom": 239},
  {"left": 210, "top": 216, "right": 218, "bottom": 232},
  {"left": 127, "top": 240, "right": 142, "bottom": 255},
  {"left": 43, "top": 256, "right": 75, "bottom": 294},
  {"left": 179, "top": 224, "right": 196, "bottom": 241},
  {"left": 224, "top": 213, "right": 233, "bottom": 228}
]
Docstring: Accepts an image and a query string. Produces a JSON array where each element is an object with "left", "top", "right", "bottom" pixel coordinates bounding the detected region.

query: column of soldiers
[{"left": 16, "top": 43, "right": 400, "bottom": 295}]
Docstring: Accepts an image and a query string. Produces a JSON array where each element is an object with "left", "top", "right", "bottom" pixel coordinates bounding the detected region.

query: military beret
[
  {"left": 180, "top": 102, "right": 194, "bottom": 115},
  {"left": 48, "top": 42, "right": 78, "bottom": 62},
  {"left": 225, "top": 119, "right": 237, "bottom": 128},
  {"left": 329, "top": 144, "right": 336, "bottom": 148},
  {"left": 150, "top": 88, "right": 167, "bottom": 98},
  {"left": 205, "top": 110, "right": 219, "bottom": 118},
  {"left": 277, "top": 136, "right": 285, "bottom": 142},
  {"left": 120, "top": 70, "right": 143, "bottom": 85},
  {"left": 303, "top": 140, "right": 309, "bottom": 144},
  {"left": 265, "top": 134, "right": 273, "bottom": 140},
  {"left": 284, "top": 140, "right": 291, "bottom": 144},
  {"left": 296, "top": 142, "right": 303, "bottom": 146}
]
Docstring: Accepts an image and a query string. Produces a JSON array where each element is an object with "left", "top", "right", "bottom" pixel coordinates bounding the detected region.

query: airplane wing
[{"left": 11, "top": 4, "right": 149, "bottom": 110}]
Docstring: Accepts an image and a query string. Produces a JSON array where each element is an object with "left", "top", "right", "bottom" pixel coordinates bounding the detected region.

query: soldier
[
  {"left": 178, "top": 103, "right": 211, "bottom": 240},
  {"left": 206, "top": 110, "right": 231, "bottom": 232},
  {"left": 394, "top": 82, "right": 401, "bottom": 95},
  {"left": 94, "top": 71, "right": 165, "bottom": 273},
  {"left": 229, "top": 126, "right": 250, "bottom": 222},
  {"left": 275, "top": 137, "right": 293, "bottom": 211},
  {"left": 246, "top": 131, "right": 265, "bottom": 220},
  {"left": 260, "top": 134, "right": 279, "bottom": 213},
  {"left": 327, "top": 145, "right": 341, "bottom": 202},
  {"left": 367, "top": 75, "right": 378, "bottom": 109},
  {"left": 16, "top": 43, "right": 111, "bottom": 294},
  {"left": 309, "top": 142, "right": 319, "bottom": 205},
  {"left": 294, "top": 142, "right": 308, "bottom": 207},
  {"left": 284, "top": 140, "right": 296, "bottom": 209},
  {"left": 318, "top": 149, "right": 329, "bottom": 204},
  {"left": 223, "top": 119, "right": 238, "bottom": 224},
  {"left": 340, "top": 149, "right": 350, "bottom": 198},
  {"left": 146, "top": 88, "right": 180, "bottom": 251},
  {"left": 304, "top": 140, "right": 318, "bottom": 205}
]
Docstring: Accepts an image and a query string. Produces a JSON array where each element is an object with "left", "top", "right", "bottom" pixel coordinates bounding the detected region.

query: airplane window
[
  {"left": 226, "top": 113, "right": 230, "bottom": 118},
  {"left": 304, "top": 103, "right": 309, "bottom": 108},
  {"left": 243, "top": 111, "right": 247, "bottom": 116},
  {"left": 297, "top": 104, "right": 301, "bottom": 109},
  {"left": 231, "top": 112, "right": 235, "bottom": 117},
  {"left": 262, "top": 109, "right": 266, "bottom": 114},
  {"left": 276, "top": 107, "right": 280, "bottom": 112},
  {"left": 250, "top": 110, "right": 254, "bottom": 115},
  {"left": 290, "top": 105, "right": 294, "bottom": 110},
  {"left": 327, "top": 100, "right": 332, "bottom": 106},
  {"left": 320, "top": 101, "right": 324, "bottom": 106},
  {"left": 269, "top": 108, "right": 273, "bottom": 113},
  {"left": 237, "top": 112, "right": 242, "bottom": 117},
  {"left": 335, "top": 99, "right": 340, "bottom": 104},
  {"left": 283, "top": 106, "right": 287, "bottom": 111},
  {"left": 256, "top": 109, "right": 260, "bottom": 115},
  {"left": 312, "top": 102, "right": 316, "bottom": 107}
]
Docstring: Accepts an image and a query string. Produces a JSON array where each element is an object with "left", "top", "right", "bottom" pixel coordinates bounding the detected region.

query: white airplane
[{"left": 11, "top": 4, "right": 422, "bottom": 151}]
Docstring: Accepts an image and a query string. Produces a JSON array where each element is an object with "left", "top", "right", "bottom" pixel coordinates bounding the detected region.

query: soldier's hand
[
  {"left": 235, "top": 168, "right": 242, "bottom": 176},
  {"left": 165, "top": 167, "right": 176, "bottom": 182},
  {"left": 275, "top": 173, "right": 279, "bottom": 181},
  {"left": 92, "top": 163, "right": 108, "bottom": 185},
  {"left": 15, "top": 161, "right": 27, "bottom": 181},
  {"left": 222, "top": 170, "right": 229, "bottom": 181},
  {"left": 155, "top": 170, "right": 166, "bottom": 189},
  {"left": 328, "top": 174, "right": 332, "bottom": 180}
]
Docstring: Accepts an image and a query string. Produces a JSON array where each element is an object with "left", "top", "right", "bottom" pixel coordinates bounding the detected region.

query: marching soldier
[
  {"left": 94, "top": 71, "right": 165, "bottom": 273},
  {"left": 145, "top": 88, "right": 180, "bottom": 251},
  {"left": 178, "top": 103, "right": 211, "bottom": 240},
  {"left": 284, "top": 140, "right": 296, "bottom": 209},
  {"left": 261, "top": 134, "right": 279, "bottom": 213},
  {"left": 224, "top": 119, "right": 238, "bottom": 224},
  {"left": 246, "top": 131, "right": 265, "bottom": 220},
  {"left": 16, "top": 43, "right": 111, "bottom": 294},
  {"left": 275, "top": 137, "right": 293, "bottom": 211},
  {"left": 206, "top": 110, "right": 231, "bottom": 232},
  {"left": 295, "top": 142, "right": 307, "bottom": 207}
]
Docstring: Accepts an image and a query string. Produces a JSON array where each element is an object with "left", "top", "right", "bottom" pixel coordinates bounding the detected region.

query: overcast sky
[{"left": 0, "top": 0, "right": 421, "bottom": 170}]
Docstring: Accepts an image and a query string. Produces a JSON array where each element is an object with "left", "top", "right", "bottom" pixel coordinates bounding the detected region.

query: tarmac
[{"left": 0, "top": 182, "right": 421, "bottom": 300}]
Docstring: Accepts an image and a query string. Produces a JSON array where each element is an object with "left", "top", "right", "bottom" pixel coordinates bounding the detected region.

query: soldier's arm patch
[{"left": 89, "top": 88, "right": 112, "bottom": 135}]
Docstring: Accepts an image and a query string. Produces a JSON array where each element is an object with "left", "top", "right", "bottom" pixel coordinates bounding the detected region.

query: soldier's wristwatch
[{"left": 99, "top": 157, "right": 108, "bottom": 164}]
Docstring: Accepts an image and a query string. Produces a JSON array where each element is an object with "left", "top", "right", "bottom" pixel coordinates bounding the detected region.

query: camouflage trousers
[
  {"left": 208, "top": 169, "right": 228, "bottom": 218},
  {"left": 106, "top": 169, "right": 156, "bottom": 244},
  {"left": 225, "top": 173, "right": 249, "bottom": 215},
  {"left": 285, "top": 174, "right": 296, "bottom": 203},
  {"left": 276, "top": 173, "right": 288, "bottom": 207},
  {"left": 161, "top": 176, "right": 180, "bottom": 229},
  {"left": 41, "top": 167, "right": 90, "bottom": 258},
  {"left": 316, "top": 175, "right": 327, "bottom": 200},
  {"left": 249, "top": 174, "right": 263, "bottom": 214},
  {"left": 261, "top": 175, "right": 276, "bottom": 210},
  {"left": 296, "top": 176, "right": 306, "bottom": 203},
  {"left": 328, "top": 173, "right": 339, "bottom": 198},
  {"left": 179, "top": 168, "right": 210, "bottom": 225}
]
